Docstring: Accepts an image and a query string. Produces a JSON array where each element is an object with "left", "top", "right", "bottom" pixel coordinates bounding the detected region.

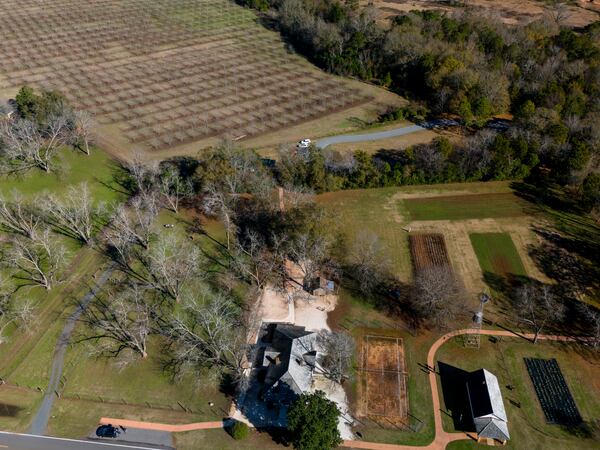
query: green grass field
[
  {"left": 470, "top": 232, "right": 527, "bottom": 278},
  {"left": 317, "top": 187, "right": 412, "bottom": 278},
  {"left": 46, "top": 210, "right": 236, "bottom": 439},
  {"left": 437, "top": 337, "right": 600, "bottom": 450},
  {"left": 0, "top": 148, "right": 124, "bottom": 203},
  {"left": 0, "top": 147, "right": 124, "bottom": 433},
  {"left": 404, "top": 193, "right": 528, "bottom": 221}
]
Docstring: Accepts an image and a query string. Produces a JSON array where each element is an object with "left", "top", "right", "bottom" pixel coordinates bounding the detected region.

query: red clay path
[
  {"left": 342, "top": 329, "right": 581, "bottom": 450},
  {"left": 99, "top": 329, "right": 583, "bottom": 449}
]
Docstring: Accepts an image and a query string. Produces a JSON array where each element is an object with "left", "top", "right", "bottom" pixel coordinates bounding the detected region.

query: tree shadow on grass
[
  {"left": 0, "top": 403, "right": 22, "bottom": 417},
  {"left": 437, "top": 362, "right": 475, "bottom": 433}
]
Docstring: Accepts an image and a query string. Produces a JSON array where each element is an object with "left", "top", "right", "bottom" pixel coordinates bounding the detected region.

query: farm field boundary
[
  {"left": 0, "top": 0, "right": 367, "bottom": 156},
  {"left": 409, "top": 234, "right": 451, "bottom": 272},
  {"left": 469, "top": 232, "right": 527, "bottom": 278},
  {"left": 357, "top": 335, "right": 409, "bottom": 427},
  {"left": 404, "top": 193, "right": 528, "bottom": 221}
]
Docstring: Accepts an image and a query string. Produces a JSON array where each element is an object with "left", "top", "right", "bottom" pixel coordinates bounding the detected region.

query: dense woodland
[{"left": 237, "top": 0, "right": 600, "bottom": 201}]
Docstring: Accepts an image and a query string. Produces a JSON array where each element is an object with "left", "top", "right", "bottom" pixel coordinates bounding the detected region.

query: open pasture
[
  {"left": 404, "top": 193, "right": 527, "bottom": 222},
  {"left": 409, "top": 233, "right": 450, "bottom": 272},
  {"left": 469, "top": 232, "right": 527, "bottom": 278},
  {"left": 358, "top": 335, "right": 408, "bottom": 423},
  {"left": 0, "top": 0, "right": 366, "bottom": 156}
]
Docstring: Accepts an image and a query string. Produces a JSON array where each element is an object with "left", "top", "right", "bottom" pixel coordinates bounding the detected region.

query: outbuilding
[{"left": 466, "top": 368, "right": 510, "bottom": 445}]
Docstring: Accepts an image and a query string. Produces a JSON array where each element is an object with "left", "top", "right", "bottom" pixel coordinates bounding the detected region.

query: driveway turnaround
[
  {"left": 0, "top": 431, "right": 160, "bottom": 450},
  {"left": 315, "top": 124, "right": 426, "bottom": 149},
  {"left": 27, "top": 268, "right": 114, "bottom": 436}
]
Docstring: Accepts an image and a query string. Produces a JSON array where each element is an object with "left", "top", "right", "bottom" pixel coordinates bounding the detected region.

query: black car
[{"left": 96, "top": 424, "right": 120, "bottom": 438}]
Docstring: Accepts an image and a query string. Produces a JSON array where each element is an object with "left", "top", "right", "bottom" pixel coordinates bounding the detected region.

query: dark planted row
[{"left": 524, "top": 358, "right": 582, "bottom": 426}]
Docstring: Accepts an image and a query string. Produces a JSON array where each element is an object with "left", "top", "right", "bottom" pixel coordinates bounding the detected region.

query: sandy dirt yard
[{"left": 365, "top": 0, "right": 600, "bottom": 28}]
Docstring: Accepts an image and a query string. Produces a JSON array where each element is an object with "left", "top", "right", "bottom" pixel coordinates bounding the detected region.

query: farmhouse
[
  {"left": 259, "top": 323, "right": 322, "bottom": 406},
  {"left": 466, "top": 369, "right": 510, "bottom": 445}
]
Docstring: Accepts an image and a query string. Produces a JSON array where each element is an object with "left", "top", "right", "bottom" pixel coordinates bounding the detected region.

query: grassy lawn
[
  {"left": 48, "top": 209, "right": 234, "bottom": 439},
  {"left": 60, "top": 337, "right": 230, "bottom": 420},
  {"left": 0, "top": 147, "right": 124, "bottom": 431},
  {"left": 174, "top": 428, "right": 283, "bottom": 450},
  {"left": 404, "top": 193, "right": 528, "bottom": 221},
  {"left": 317, "top": 187, "right": 411, "bottom": 278},
  {"left": 0, "top": 386, "right": 43, "bottom": 432},
  {"left": 47, "top": 398, "right": 226, "bottom": 439},
  {"left": 469, "top": 233, "right": 527, "bottom": 278},
  {"left": 0, "top": 147, "right": 123, "bottom": 203},
  {"left": 436, "top": 337, "right": 600, "bottom": 450}
]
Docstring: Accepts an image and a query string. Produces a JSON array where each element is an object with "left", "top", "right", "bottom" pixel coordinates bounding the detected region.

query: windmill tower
[{"left": 464, "top": 292, "right": 491, "bottom": 348}]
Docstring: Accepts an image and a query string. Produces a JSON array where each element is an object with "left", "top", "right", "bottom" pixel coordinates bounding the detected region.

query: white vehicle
[{"left": 296, "top": 138, "right": 311, "bottom": 148}]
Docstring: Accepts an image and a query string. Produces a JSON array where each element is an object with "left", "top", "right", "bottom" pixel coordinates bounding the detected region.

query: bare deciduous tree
[
  {"left": 165, "top": 290, "right": 247, "bottom": 381},
  {"left": 70, "top": 110, "right": 95, "bottom": 155},
  {"left": 0, "top": 191, "right": 41, "bottom": 239},
  {"left": 8, "top": 229, "right": 67, "bottom": 290},
  {"left": 158, "top": 166, "right": 193, "bottom": 214},
  {"left": 317, "top": 330, "right": 354, "bottom": 383},
  {"left": 126, "top": 156, "right": 159, "bottom": 199},
  {"left": 515, "top": 282, "right": 565, "bottom": 344},
  {"left": 78, "top": 284, "right": 154, "bottom": 360},
  {"left": 142, "top": 233, "right": 203, "bottom": 302},
  {"left": 0, "top": 114, "right": 71, "bottom": 173},
  {"left": 411, "top": 266, "right": 467, "bottom": 330},
  {"left": 0, "top": 293, "right": 36, "bottom": 344},
  {"left": 230, "top": 231, "right": 282, "bottom": 291},
  {"left": 287, "top": 231, "right": 330, "bottom": 284},
  {"left": 348, "top": 231, "right": 391, "bottom": 296},
  {"left": 106, "top": 193, "right": 159, "bottom": 256},
  {"left": 203, "top": 182, "right": 237, "bottom": 250},
  {"left": 580, "top": 304, "right": 600, "bottom": 349},
  {"left": 42, "top": 182, "right": 104, "bottom": 245}
]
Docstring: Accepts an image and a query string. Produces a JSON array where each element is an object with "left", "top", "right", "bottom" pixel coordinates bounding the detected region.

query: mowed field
[
  {"left": 0, "top": 0, "right": 373, "bottom": 158},
  {"left": 404, "top": 193, "right": 528, "bottom": 221},
  {"left": 470, "top": 232, "right": 527, "bottom": 278}
]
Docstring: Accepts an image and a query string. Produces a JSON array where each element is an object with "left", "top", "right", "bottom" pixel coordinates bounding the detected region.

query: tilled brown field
[
  {"left": 0, "top": 0, "right": 367, "bottom": 155},
  {"left": 409, "top": 233, "right": 450, "bottom": 272},
  {"left": 357, "top": 335, "right": 408, "bottom": 423}
]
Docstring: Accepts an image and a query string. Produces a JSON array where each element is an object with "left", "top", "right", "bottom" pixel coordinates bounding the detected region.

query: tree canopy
[{"left": 287, "top": 390, "right": 342, "bottom": 450}]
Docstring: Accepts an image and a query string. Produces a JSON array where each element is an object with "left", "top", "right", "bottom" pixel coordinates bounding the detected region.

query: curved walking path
[
  {"left": 93, "top": 329, "right": 584, "bottom": 449},
  {"left": 98, "top": 417, "right": 225, "bottom": 432},
  {"left": 315, "top": 124, "right": 426, "bottom": 149},
  {"left": 28, "top": 268, "right": 114, "bottom": 436},
  {"left": 342, "top": 328, "right": 582, "bottom": 450}
]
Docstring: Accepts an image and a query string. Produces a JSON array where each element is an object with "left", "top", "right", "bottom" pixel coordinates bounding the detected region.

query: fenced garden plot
[
  {"left": 357, "top": 335, "right": 409, "bottom": 427},
  {"left": 0, "top": 0, "right": 367, "bottom": 154},
  {"left": 409, "top": 233, "right": 450, "bottom": 272},
  {"left": 524, "top": 358, "right": 582, "bottom": 426}
]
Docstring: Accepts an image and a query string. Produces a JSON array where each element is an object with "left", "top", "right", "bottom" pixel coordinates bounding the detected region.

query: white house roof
[{"left": 466, "top": 369, "right": 510, "bottom": 440}]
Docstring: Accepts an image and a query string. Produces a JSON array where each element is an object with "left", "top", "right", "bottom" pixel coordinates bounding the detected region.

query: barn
[{"left": 466, "top": 368, "right": 510, "bottom": 445}]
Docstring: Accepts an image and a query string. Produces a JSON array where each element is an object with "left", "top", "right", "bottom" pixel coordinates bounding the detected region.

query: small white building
[{"left": 466, "top": 369, "right": 510, "bottom": 445}]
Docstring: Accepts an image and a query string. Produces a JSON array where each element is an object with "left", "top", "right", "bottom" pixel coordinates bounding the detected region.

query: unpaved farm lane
[{"left": 315, "top": 124, "right": 425, "bottom": 149}]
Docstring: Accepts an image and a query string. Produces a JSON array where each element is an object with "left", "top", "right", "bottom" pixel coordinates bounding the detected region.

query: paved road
[
  {"left": 0, "top": 431, "right": 159, "bottom": 450},
  {"left": 315, "top": 124, "right": 426, "bottom": 149},
  {"left": 27, "top": 268, "right": 114, "bottom": 436}
]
